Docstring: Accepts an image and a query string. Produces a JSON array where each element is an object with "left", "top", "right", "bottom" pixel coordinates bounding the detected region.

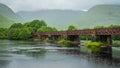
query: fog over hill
[
  {"left": 0, "top": 3, "right": 22, "bottom": 28},
  {"left": 0, "top": 3, "right": 120, "bottom": 29},
  {"left": 17, "top": 10, "right": 85, "bottom": 29},
  {"left": 75, "top": 5, "right": 120, "bottom": 28}
]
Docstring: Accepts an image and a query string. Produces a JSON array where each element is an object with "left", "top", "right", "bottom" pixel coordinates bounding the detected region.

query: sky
[{"left": 0, "top": 0, "right": 120, "bottom": 12}]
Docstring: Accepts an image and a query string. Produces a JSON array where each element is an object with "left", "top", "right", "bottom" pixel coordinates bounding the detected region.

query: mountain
[
  {"left": 17, "top": 10, "right": 84, "bottom": 29},
  {"left": 75, "top": 5, "right": 120, "bottom": 28},
  {"left": 0, "top": 15, "right": 14, "bottom": 28},
  {"left": 17, "top": 5, "right": 120, "bottom": 29},
  {"left": 0, "top": 3, "right": 22, "bottom": 28}
]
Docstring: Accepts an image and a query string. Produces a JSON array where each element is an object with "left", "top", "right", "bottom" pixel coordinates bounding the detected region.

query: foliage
[
  {"left": 67, "top": 25, "right": 77, "bottom": 30},
  {"left": 18, "top": 28, "right": 31, "bottom": 40},
  {"left": 112, "top": 35, "right": 120, "bottom": 40},
  {"left": 9, "top": 23, "right": 23, "bottom": 29},
  {"left": 0, "top": 28, "right": 8, "bottom": 39},
  {"left": 45, "top": 38, "right": 54, "bottom": 43},
  {"left": 80, "top": 35, "right": 91, "bottom": 40},
  {"left": 85, "top": 42, "right": 104, "bottom": 52},
  {"left": 108, "top": 25, "right": 120, "bottom": 28},
  {"left": 113, "top": 41, "right": 120, "bottom": 47},
  {"left": 58, "top": 39, "right": 74, "bottom": 47},
  {"left": 37, "top": 26, "right": 57, "bottom": 32},
  {"left": 8, "top": 20, "right": 49, "bottom": 40},
  {"left": 24, "top": 20, "right": 47, "bottom": 32},
  {"left": 8, "top": 28, "right": 31, "bottom": 40},
  {"left": 94, "top": 25, "right": 120, "bottom": 29}
]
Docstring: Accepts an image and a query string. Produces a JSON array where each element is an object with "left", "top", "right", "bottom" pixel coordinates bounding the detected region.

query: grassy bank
[
  {"left": 85, "top": 42, "right": 105, "bottom": 52},
  {"left": 58, "top": 39, "right": 78, "bottom": 47}
]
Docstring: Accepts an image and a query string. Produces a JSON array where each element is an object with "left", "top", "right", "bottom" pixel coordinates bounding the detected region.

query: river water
[{"left": 0, "top": 40, "right": 120, "bottom": 68}]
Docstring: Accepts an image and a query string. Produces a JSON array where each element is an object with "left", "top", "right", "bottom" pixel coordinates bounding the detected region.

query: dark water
[{"left": 0, "top": 40, "right": 120, "bottom": 68}]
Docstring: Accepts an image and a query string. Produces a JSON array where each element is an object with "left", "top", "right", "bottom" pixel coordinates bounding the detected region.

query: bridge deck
[{"left": 33, "top": 28, "right": 120, "bottom": 36}]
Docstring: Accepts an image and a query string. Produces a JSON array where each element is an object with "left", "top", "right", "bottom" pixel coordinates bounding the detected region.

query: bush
[
  {"left": 58, "top": 39, "right": 76, "bottom": 47},
  {"left": 85, "top": 42, "right": 104, "bottom": 52},
  {"left": 45, "top": 38, "right": 54, "bottom": 43}
]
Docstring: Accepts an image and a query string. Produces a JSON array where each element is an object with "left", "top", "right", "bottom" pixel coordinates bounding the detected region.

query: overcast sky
[{"left": 0, "top": 0, "right": 120, "bottom": 12}]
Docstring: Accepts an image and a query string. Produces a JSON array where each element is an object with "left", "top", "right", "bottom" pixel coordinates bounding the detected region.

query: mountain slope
[
  {"left": 75, "top": 5, "right": 120, "bottom": 28},
  {"left": 0, "top": 15, "right": 14, "bottom": 28},
  {"left": 17, "top": 10, "right": 84, "bottom": 29},
  {"left": 0, "top": 3, "right": 22, "bottom": 28}
]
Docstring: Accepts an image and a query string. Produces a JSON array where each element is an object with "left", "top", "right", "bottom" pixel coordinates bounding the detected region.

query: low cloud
[{"left": 0, "top": 0, "right": 120, "bottom": 12}]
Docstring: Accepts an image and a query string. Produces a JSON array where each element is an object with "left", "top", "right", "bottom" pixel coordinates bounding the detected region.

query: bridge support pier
[
  {"left": 92, "top": 35, "right": 112, "bottom": 45},
  {"left": 50, "top": 35, "right": 62, "bottom": 41},
  {"left": 41, "top": 35, "right": 48, "bottom": 41},
  {"left": 67, "top": 35, "right": 80, "bottom": 43}
]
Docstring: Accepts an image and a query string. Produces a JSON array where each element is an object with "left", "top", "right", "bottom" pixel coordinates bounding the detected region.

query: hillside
[
  {"left": 75, "top": 5, "right": 120, "bottom": 28},
  {"left": 17, "top": 10, "right": 84, "bottom": 29},
  {"left": 0, "top": 15, "right": 14, "bottom": 28},
  {"left": 0, "top": 3, "right": 22, "bottom": 28}
]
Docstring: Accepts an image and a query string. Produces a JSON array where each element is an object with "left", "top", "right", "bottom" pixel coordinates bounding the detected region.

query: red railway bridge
[{"left": 32, "top": 28, "right": 120, "bottom": 45}]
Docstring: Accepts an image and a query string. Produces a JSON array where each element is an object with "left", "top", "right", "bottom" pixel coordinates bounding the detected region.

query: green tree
[
  {"left": 18, "top": 28, "right": 31, "bottom": 40},
  {"left": 0, "top": 28, "right": 8, "bottom": 39},
  {"left": 24, "top": 20, "right": 47, "bottom": 32},
  {"left": 9, "top": 23, "right": 23, "bottom": 29},
  {"left": 8, "top": 28, "right": 20, "bottom": 40},
  {"left": 67, "top": 25, "right": 77, "bottom": 30},
  {"left": 8, "top": 28, "right": 31, "bottom": 40},
  {"left": 108, "top": 25, "right": 120, "bottom": 28}
]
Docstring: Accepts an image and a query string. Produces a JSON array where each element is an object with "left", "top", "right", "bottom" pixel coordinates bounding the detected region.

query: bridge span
[{"left": 32, "top": 28, "right": 120, "bottom": 45}]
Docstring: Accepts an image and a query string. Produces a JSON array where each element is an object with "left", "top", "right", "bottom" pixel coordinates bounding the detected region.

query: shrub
[
  {"left": 58, "top": 39, "right": 75, "bottom": 47},
  {"left": 45, "top": 38, "right": 54, "bottom": 43},
  {"left": 85, "top": 42, "right": 104, "bottom": 52}
]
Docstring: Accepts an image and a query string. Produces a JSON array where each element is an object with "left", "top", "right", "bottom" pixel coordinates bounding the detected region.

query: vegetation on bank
[
  {"left": 58, "top": 39, "right": 78, "bottom": 47},
  {"left": 0, "top": 20, "right": 57, "bottom": 40},
  {"left": 0, "top": 19, "right": 120, "bottom": 43},
  {"left": 0, "top": 28, "right": 8, "bottom": 39},
  {"left": 67, "top": 25, "right": 77, "bottom": 30},
  {"left": 45, "top": 38, "right": 54, "bottom": 43},
  {"left": 85, "top": 42, "right": 104, "bottom": 52}
]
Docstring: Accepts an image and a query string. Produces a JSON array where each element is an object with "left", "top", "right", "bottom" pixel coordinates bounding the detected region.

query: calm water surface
[{"left": 0, "top": 40, "right": 120, "bottom": 68}]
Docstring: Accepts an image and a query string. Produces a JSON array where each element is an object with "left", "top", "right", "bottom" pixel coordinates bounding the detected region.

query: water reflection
[
  {"left": 0, "top": 40, "right": 119, "bottom": 68},
  {"left": 12, "top": 48, "right": 47, "bottom": 58}
]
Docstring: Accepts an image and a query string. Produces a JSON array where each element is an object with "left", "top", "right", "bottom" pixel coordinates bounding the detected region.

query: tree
[
  {"left": 9, "top": 23, "right": 23, "bottom": 29},
  {"left": 18, "top": 28, "right": 31, "bottom": 40},
  {"left": 0, "top": 28, "right": 8, "bottom": 39},
  {"left": 8, "top": 28, "right": 31, "bottom": 40},
  {"left": 67, "top": 25, "right": 77, "bottom": 30},
  {"left": 24, "top": 20, "right": 47, "bottom": 32},
  {"left": 108, "top": 25, "right": 120, "bottom": 28},
  {"left": 8, "top": 28, "right": 20, "bottom": 40}
]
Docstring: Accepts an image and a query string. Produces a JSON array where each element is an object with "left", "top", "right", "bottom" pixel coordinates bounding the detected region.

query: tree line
[
  {"left": 0, "top": 20, "right": 57, "bottom": 40},
  {"left": 0, "top": 20, "right": 120, "bottom": 40}
]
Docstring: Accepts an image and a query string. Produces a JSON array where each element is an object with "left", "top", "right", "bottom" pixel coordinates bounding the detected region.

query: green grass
[
  {"left": 85, "top": 42, "right": 104, "bottom": 52},
  {"left": 58, "top": 39, "right": 78, "bottom": 47},
  {"left": 58, "top": 39, "right": 72, "bottom": 47},
  {"left": 45, "top": 38, "right": 54, "bottom": 43}
]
